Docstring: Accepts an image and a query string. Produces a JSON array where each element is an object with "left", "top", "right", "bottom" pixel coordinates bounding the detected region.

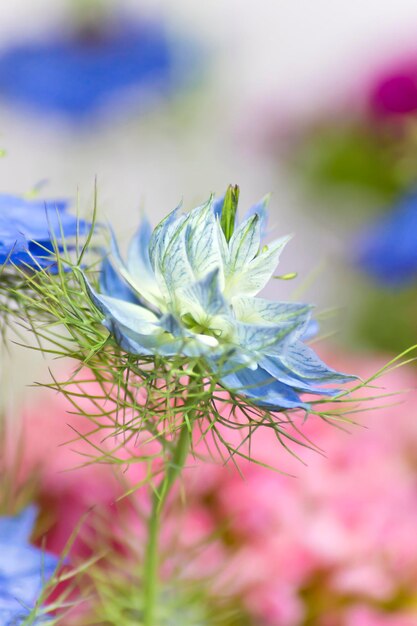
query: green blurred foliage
[
  {"left": 296, "top": 124, "right": 403, "bottom": 201},
  {"left": 352, "top": 282, "right": 417, "bottom": 353}
]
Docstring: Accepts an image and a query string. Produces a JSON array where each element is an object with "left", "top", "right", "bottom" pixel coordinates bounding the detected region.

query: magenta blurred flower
[{"left": 369, "top": 61, "right": 417, "bottom": 118}]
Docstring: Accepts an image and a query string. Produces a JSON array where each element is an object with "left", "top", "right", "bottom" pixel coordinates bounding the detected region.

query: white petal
[
  {"left": 224, "top": 235, "right": 291, "bottom": 298},
  {"left": 232, "top": 296, "right": 312, "bottom": 325},
  {"left": 227, "top": 214, "right": 261, "bottom": 273}
]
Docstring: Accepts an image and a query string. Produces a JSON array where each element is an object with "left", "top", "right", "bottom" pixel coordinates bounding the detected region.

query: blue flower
[
  {"left": 0, "top": 193, "right": 88, "bottom": 269},
  {"left": 0, "top": 19, "right": 192, "bottom": 120},
  {"left": 0, "top": 506, "right": 58, "bottom": 625},
  {"left": 86, "top": 188, "right": 354, "bottom": 411},
  {"left": 356, "top": 191, "right": 417, "bottom": 286}
]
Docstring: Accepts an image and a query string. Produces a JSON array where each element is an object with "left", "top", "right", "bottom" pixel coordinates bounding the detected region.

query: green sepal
[{"left": 220, "top": 184, "right": 240, "bottom": 242}]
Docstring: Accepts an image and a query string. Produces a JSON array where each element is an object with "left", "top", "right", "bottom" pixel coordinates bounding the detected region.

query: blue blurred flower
[
  {"left": 86, "top": 188, "right": 353, "bottom": 411},
  {"left": 0, "top": 19, "right": 190, "bottom": 120},
  {"left": 356, "top": 191, "right": 417, "bottom": 286},
  {"left": 0, "top": 193, "right": 88, "bottom": 269},
  {"left": 0, "top": 506, "right": 58, "bottom": 625}
]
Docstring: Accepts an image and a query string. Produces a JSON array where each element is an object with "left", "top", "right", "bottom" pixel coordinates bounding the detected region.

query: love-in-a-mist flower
[
  {"left": 0, "top": 506, "right": 58, "bottom": 625},
  {"left": 356, "top": 190, "right": 417, "bottom": 286},
  {"left": 86, "top": 186, "right": 354, "bottom": 410},
  {"left": 0, "top": 193, "right": 88, "bottom": 269},
  {"left": 0, "top": 15, "right": 192, "bottom": 121}
]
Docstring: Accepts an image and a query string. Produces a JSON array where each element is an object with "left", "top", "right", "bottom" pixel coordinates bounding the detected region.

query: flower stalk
[
  {"left": 144, "top": 423, "right": 190, "bottom": 626},
  {"left": 143, "top": 373, "right": 199, "bottom": 626}
]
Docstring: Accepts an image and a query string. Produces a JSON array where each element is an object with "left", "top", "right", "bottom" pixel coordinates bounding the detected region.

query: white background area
[{"left": 0, "top": 1, "right": 416, "bottom": 243}]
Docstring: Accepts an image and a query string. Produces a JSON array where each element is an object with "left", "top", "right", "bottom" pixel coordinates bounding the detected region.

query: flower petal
[
  {"left": 260, "top": 355, "right": 342, "bottom": 396},
  {"left": 227, "top": 213, "right": 261, "bottom": 273},
  {"left": 220, "top": 366, "right": 308, "bottom": 410},
  {"left": 178, "top": 268, "right": 229, "bottom": 321},
  {"left": 232, "top": 296, "right": 312, "bottom": 325},
  {"left": 184, "top": 199, "right": 224, "bottom": 281},
  {"left": 85, "top": 281, "right": 160, "bottom": 336},
  {"left": 148, "top": 204, "right": 182, "bottom": 273},
  {"left": 100, "top": 258, "right": 142, "bottom": 305},
  {"left": 243, "top": 194, "right": 270, "bottom": 235},
  {"left": 0, "top": 506, "right": 37, "bottom": 543},
  {"left": 278, "top": 341, "right": 357, "bottom": 384},
  {"left": 224, "top": 235, "right": 291, "bottom": 298},
  {"left": 235, "top": 319, "right": 304, "bottom": 354},
  {"left": 103, "top": 226, "right": 162, "bottom": 310},
  {"left": 127, "top": 217, "right": 154, "bottom": 277}
]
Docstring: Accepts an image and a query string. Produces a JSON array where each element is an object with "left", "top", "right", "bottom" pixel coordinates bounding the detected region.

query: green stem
[{"left": 143, "top": 420, "right": 191, "bottom": 626}]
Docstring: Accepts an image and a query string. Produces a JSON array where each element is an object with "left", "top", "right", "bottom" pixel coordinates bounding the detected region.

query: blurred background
[
  {"left": 3, "top": 0, "right": 417, "bottom": 624},
  {"left": 3, "top": 0, "right": 417, "bottom": 346}
]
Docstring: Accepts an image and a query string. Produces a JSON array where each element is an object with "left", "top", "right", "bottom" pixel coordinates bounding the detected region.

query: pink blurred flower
[
  {"left": 186, "top": 351, "right": 417, "bottom": 624},
  {"left": 7, "top": 352, "right": 417, "bottom": 624},
  {"left": 13, "top": 392, "right": 124, "bottom": 555},
  {"left": 345, "top": 606, "right": 417, "bottom": 626}
]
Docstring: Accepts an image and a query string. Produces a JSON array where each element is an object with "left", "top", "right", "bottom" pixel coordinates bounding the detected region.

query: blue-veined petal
[
  {"left": 108, "top": 226, "right": 163, "bottom": 309},
  {"left": 263, "top": 317, "right": 318, "bottom": 357},
  {"left": 226, "top": 214, "right": 261, "bottom": 273},
  {"left": 161, "top": 200, "right": 223, "bottom": 291},
  {"left": 106, "top": 315, "right": 218, "bottom": 358},
  {"left": 127, "top": 216, "right": 153, "bottom": 275},
  {"left": 85, "top": 280, "right": 161, "bottom": 336},
  {"left": 126, "top": 217, "right": 165, "bottom": 306},
  {"left": 148, "top": 204, "right": 181, "bottom": 273},
  {"left": 178, "top": 268, "right": 230, "bottom": 321},
  {"left": 232, "top": 296, "right": 312, "bottom": 325},
  {"left": 235, "top": 319, "right": 303, "bottom": 354},
  {"left": 224, "top": 235, "right": 291, "bottom": 298},
  {"left": 157, "top": 203, "right": 225, "bottom": 300},
  {"left": 155, "top": 212, "right": 195, "bottom": 297},
  {"left": 278, "top": 341, "right": 356, "bottom": 384},
  {"left": 260, "top": 356, "right": 342, "bottom": 396},
  {"left": 100, "top": 258, "right": 142, "bottom": 305},
  {"left": 220, "top": 366, "right": 308, "bottom": 410},
  {"left": 184, "top": 199, "right": 224, "bottom": 282},
  {"left": 103, "top": 318, "right": 168, "bottom": 356}
]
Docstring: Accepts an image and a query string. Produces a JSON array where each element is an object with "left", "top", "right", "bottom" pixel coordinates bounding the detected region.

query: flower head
[
  {"left": 0, "top": 193, "right": 88, "bottom": 269},
  {"left": 87, "top": 186, "right": 353, "bottom": 410},
  {"left": 355, "top": 190, "right": 417, "bottom": 286},
  {"left": 0, "top": 18, "right": 191, "bottom": 120},
  {"left": 0, "top": 506, "right": 58, "bottom": 624}
]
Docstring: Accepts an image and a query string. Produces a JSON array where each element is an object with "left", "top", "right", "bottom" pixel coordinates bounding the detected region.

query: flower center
[{"left": 181, "top": 312, "right": 223, "bottom": 340}]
